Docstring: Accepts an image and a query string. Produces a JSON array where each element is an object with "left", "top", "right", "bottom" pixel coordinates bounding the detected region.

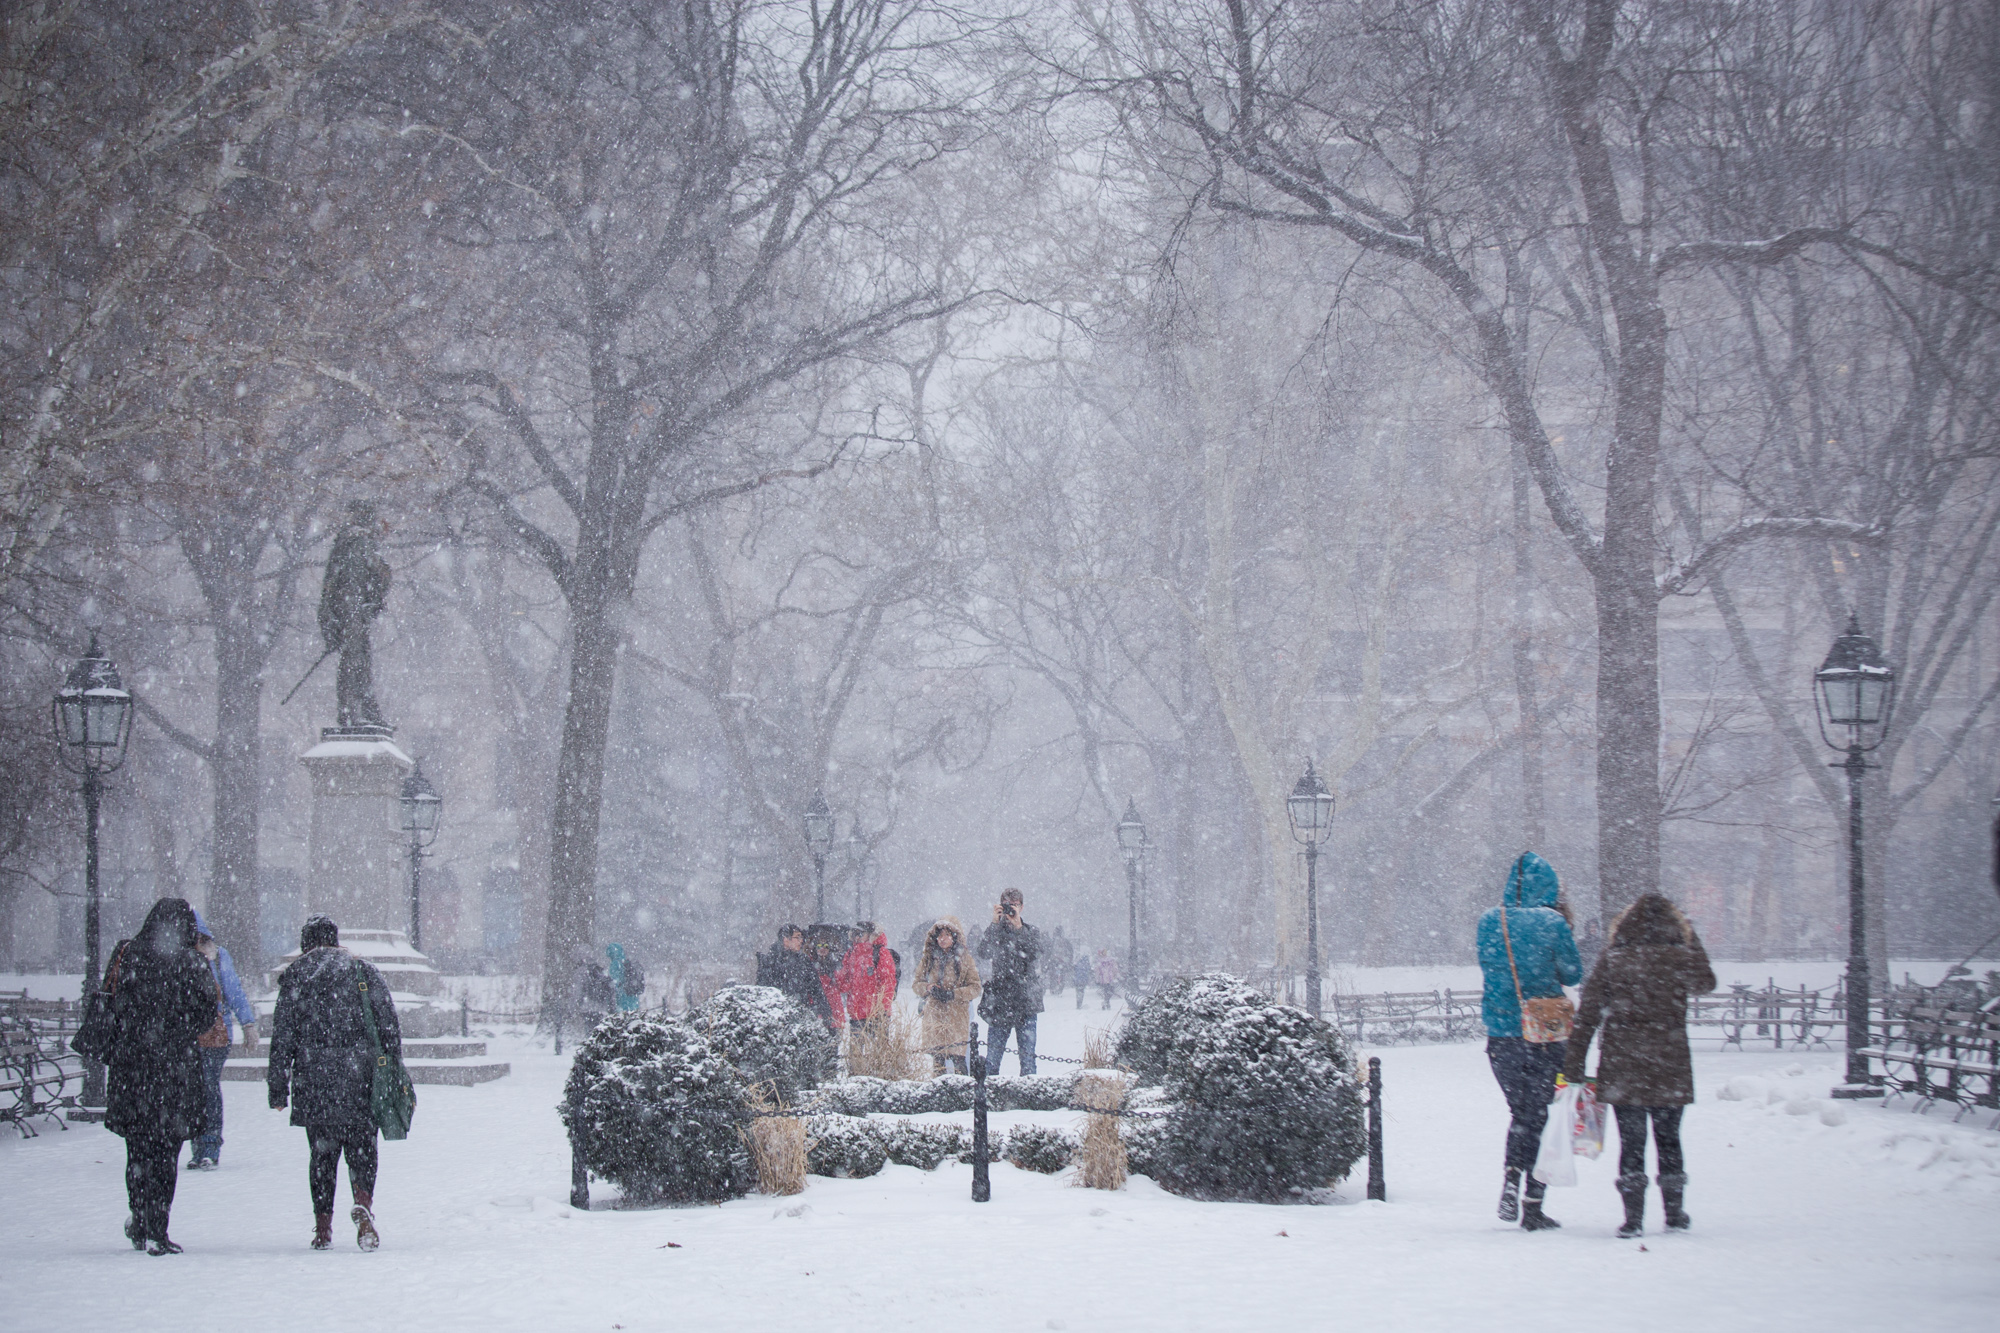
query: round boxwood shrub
[
  {"left": 1114, "top": 973, "right": 1269, "bottom": 1085},
  {"left": 688, "top": 984, "right": 837, "bottom": 1103},
  {"left": 879, "top": 1119, "right": 967, "bottom": 1170},
  {"left": 806, "top": 1115, "right": 887, "bottom": 1178},
  {"left": 1155, "top": 998, "right": 1365, "bottom": 1200},
  {"left": 987, "top": 1073, "right": 1077, "bottom": 1112},
  {"left": 559, "top": 1013, "right": 754, "bottom": 1204},
  {"left": 1004, "top": 1123, "right": 1077, "bottom": 1174}
]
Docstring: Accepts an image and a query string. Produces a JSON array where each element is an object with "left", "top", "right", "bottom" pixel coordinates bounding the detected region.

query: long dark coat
[
  {"left": 267, "top": 945, "right": 402, "bottom": 1131},
  {"left": 104, "top": 938, "right": 222, "bottom": 1143},
  {"left": 976, "top": 919, "right": 1043, "bottom": 1025},
  {"left": 1562, "top": 933, "right": 1717, "bottom": 1106}
]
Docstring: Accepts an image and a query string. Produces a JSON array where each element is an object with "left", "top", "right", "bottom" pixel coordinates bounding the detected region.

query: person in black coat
[
  {"left": 975, "top": 888, "right": 1044, "bottom": 1075},
  {"left": 763, "top": 924, "right": 832, "bottom": 1023},
  {"left": 267, "top": 915, "right": 402, "bottom": 1251},
  {"left": 103, "top": 897, "right": 219, "bottom": 1254}
]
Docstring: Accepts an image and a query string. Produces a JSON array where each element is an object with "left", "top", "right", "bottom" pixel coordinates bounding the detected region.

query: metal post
[
  {"left": 1834, "top": 744, "right": 1880, "bottom": 1096},
  {"left": 1305, "top": 842, "right": 1322, "bottom": 1019},
  {"left": 80, "top": 768, "right": 106, "bottom": 1108},
  {"left": 813, "top": 852, "right": 826, "bottom": 924},
  {"left": 461, "top": 995, "right": 470, "bottom": 1038},
  {"left": 408, "top": 837, "right": 424, "bottom": 952},
  {"left": 1366, "top": 1056, "right": 1385, "bottom": 1201},
  {"left": 970, "top": 1020, "right": 990, "bottom": 1202},
  {"left": 567, "top": 1083, "right": 590, "bottom": 1210},
  {"left": 1124, "top": 854, "right": 1140, "bottom": 982}
]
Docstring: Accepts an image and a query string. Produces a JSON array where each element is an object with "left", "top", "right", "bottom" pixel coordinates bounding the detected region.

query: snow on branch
[{"left": 1660, "top": 517, "right": 1884, "bottom": 596}]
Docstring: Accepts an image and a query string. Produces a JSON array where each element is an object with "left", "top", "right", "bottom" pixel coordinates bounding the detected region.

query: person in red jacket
[{"left": 834, "top": 922, "right": 899, "bottom": 1029}]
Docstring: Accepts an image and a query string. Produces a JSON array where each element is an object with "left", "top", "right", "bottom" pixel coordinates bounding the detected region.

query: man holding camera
[{"left": 975, "top": 888, "right": 1043, "bottom": 1075}]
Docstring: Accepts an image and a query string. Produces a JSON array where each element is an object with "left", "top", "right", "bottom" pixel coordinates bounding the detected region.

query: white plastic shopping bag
[
  {"left": 1532, "top": 1085, "right": 1580, "bottom": 1186},
  {"left": 1572, "top": 1082, "right": 1607, "bottom": 1160}
]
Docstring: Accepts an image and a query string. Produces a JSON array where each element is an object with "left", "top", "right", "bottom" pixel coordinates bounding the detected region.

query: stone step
[
  {"left": 229, "top": 1039, "right": 488, "bottom": 1060},
  {"left": 221, "top": 1058, "right": 511, "bottom": 1087}
]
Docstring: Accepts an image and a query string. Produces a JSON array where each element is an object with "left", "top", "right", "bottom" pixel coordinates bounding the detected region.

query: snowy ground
[{"left": 5, "top": 976, "right": 1998, "bottom": 1331}]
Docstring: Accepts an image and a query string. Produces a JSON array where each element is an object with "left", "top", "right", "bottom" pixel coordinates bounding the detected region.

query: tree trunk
[
  {"left": 208, "top": 597, "right": 266, "bottom": 974},
  {"left": 540, "top": 588, "right": 621, "bottom": 1023}
]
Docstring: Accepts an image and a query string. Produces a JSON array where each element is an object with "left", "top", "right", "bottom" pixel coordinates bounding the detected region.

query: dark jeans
[
  {"left": 193, "top": 1046, "right": 228, "bottom": 1162},
  {"left": 124, "top": 1133, "right": 181, "bottom": 1242},
  {"left": 1486, "top": 1037, "right": 1568, "bottom": 1182},
  {"left": 984, "top": 1015, "right": 1037, "bottom": 1075},
  {"left": 1097, "top": 983, "right": 1115, "bottom": 1010},
  {"left": 1074, "top": 986, "right": 1086, "bottom": 1010},
  {"left": 308, "top": 1126, "right": 379, "bottom": 1215},
  {"left": 1614, "top": 1105, "right": 1685, "bottom": 1179}
]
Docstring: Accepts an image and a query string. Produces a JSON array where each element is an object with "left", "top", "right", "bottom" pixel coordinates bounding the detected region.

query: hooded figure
[
  {"left": 184, "top": 908, "right": 258, "bottom": 1170},
  {"left": 913, "top": 917, "right": 981, "bottom": 1073},
  {"left": 835, "top": 923, "right": 899, "bottom": 1027},
  {"left": 103, "top": 897, "right": 220, "bottom": 1253},
  {"left": 1563, "top": 893, "right": 1715, "bottom": 1237},
  {"left": 1474, "top": 853, "right": 1583, "bottom": 1233}
]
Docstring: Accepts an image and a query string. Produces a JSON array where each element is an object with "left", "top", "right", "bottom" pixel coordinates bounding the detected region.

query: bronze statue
[{"left": 317, "top": 501, "right": 392, "bottom": 731}]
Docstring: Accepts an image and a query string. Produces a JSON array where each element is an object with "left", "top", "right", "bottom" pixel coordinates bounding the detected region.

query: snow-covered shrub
[
  {"left": 1114, "top": 973, "right": 1269, "bottom": 1085},
  {"left": 1004, "top": 1124, "right": 1077, "bottom": 1174},
  {"left": 987, "top": 1073, "right": 1077, "bottom": 1111},
  {"left": 878, "top": 1077, "right": 971, "bottom": 1115},
  {"left": 1119, "top": 1112, "right": 1170, "bottom": 1180},
  {"left": 878, "top": 1120, "right": 967, "bottom": 1170},
  {"left": 688, "top": 985, "right": 837, "bottom": 1103},
  {"left": 1155, "top": 999, "right": 1365, "bottom": 1201},
  {"left": 822, "top": 1076, "right": 888, "bottom": 1116},
  {"left": 559, "top": 1013, "right": 754, "bottom": 1204},
  {"left": 806, "top": 1115, "right": 886, "bottom": 1178}
]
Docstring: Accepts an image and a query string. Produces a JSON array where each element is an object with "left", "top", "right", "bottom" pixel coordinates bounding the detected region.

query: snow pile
[
  {"left": 1119, "top": 973, "right": 1366, "bottom": 1200},
  {"left": 559, "top": 1013, "right": 754, "bottom": 1203},
  {"left": 687, "top": 984, "right": 836, "bottom": 1103}
]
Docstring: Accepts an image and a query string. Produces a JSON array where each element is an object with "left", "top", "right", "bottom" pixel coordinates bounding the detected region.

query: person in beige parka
[{"left": 913, "top": 917, "right": 981, "bottom": 1074}]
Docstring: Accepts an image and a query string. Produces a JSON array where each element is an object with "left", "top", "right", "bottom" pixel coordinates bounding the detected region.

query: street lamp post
[
  {"left": 399, "top": 760, "right": 443, "bottom": 951},
  {"left": 1813, "top": 614, "right": 1896, "bottom": 1098},
  {"left": 1116, "top": 799, "right": 1147, "bottom": 982},
  {"left": 1286, "top": 759, "right": 1336, "bottom": 1018},
  {"left": 847, "top": 827, "right": 870, "bottom": 923},
  {"left": 51, "top": 636, "right": 133, "bottom": 1110},
  {"left": 803, "top": 789, "right": 834, "bottom": 923}
]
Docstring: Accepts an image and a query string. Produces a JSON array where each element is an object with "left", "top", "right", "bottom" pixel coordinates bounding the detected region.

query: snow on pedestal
[{"left": 300, "top": 732, "right": 417, "bottom": 950}]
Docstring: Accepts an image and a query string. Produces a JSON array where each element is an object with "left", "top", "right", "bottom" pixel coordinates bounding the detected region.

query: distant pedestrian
[
  {"left": 606, "top": 943, "right": 644, "bottom": 1013},
  {"left": 913, "top": 917, "right": 980, "bottom": 1074},
  {"left": 1577, "top": 917, "right": 1605, "bottom": 978},
  {"left": 1072, "top": 953, "right": 1092, "bottom": 1009},
  {"left": 1476, "top": 852, "right": 1583, "bottom": 1232},
  {"left": 267, "top": 915, "right": 402, "bottom": 1251},
  {"left": 188, "top": 908, "right": 257, "bottom": 1170},
  {"left": 1563, "top": 894, "right": 1717, "bottom": 1238},
  {"left": 762, "top": 924, "right": 832, "bottom": 1023},
  {"left": 835, "top": 921, "right": 899, "bottom": 1028},
  {"left": 976, "top": 888, "right": 1043, "bottom": 1075},
  {"left": 1092, "top": 949, "right": 1120, "bottom": 1010},
  {"left": 102, "top": 897, "right": 219, "bottom": 1255},
  {"left": 1047, "top": 926, "right": 1075, "bottom": 995}
]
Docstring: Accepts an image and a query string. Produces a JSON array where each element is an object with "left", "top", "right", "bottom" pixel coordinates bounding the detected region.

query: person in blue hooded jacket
[
  {"left": 189, "top": 908, "right": 258, "bottom": 1170},
  {"left": 1476, "top": 852, "right": 1582, "bottom": 1231}
]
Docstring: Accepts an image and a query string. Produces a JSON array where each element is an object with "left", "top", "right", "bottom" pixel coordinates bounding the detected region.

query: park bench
[
  {"left": 1857, "top": 999, "right": 2000, "bottom": 1127},
  {"left": 0, "top": 996, "right": 84, "bottom": 1136},
  {"left": 1687, "top": 984, "right": 1840, "bottom": 1051}
]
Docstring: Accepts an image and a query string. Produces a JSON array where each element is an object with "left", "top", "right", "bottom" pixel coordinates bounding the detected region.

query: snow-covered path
[{"left": 4, "top": 999, "right": 1996, "bottom": 1332}]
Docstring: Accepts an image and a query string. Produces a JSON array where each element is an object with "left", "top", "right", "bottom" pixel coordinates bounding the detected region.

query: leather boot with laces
[
  {"left": 352, "top": 1192, "right": 380, "bottom": 1251},
  {"left": 311, "top": 1213, "right": 334, "bottom": 1250}
]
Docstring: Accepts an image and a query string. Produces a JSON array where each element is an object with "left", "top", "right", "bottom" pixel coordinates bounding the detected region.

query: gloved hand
[
  {"left": 240, "top": 1023, "right": 259, "bottom": 1055},
  {"left": 269, "top": 1090, "right": 287, "bottom": 1111},
  {"left": 929, "top": 985, "right": 953, "bottom": 1003}
]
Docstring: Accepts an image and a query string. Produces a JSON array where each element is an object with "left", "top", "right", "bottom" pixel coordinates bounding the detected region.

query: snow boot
[
  {"left": 1615, "top": 1172, "right": 1648, "bottom": 1238},
  {"left": 1659, "top": 1173, "right": 1689, "bottom": 1231},
  {"left": 125, "top": 1213, "right": 145, "bottom": 1251},
  {"left": 311, "top": 1213, "right": 334, "bottom": 1250},
  {"left": 146, "top": 1237, "right": 183, "bottom": 1255},
  {"left": 352, "top": 1193, "right": 380, "bottom": 1251},
  {"left": 1497, "top": 1168, "right": 1522, "bottom": 1223},
  {"left": 1520, "top": 1178, "right": 1561, "bottom": 1231}
]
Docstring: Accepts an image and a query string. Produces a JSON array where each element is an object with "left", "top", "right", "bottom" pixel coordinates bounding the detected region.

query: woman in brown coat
[
  {"left": 913, "top": 917, "right": 981, "bottom": 1075},
  {"left": 1562, "top": 893, "right": 1716, "bottom": 1238}
]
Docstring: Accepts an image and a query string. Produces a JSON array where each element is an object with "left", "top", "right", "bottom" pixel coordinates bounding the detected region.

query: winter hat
[{"left": 300, "top": 915, "right": 340, "bottom": 950}]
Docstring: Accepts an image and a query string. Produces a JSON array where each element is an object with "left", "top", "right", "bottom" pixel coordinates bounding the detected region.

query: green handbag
[{"left": 357, "top": 972, "right": 417, "bottom": 1140}]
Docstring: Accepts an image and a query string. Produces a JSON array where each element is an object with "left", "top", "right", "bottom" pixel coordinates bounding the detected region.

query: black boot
[
  {"left": 1497, "top": 1167, "right": 1522, "bottom": 1223},
  {"left": 1659, "top": 1173, "right": 1689, "bottom": 1230},
  {"left": 1615, "top": 1173, "right": 1647, "bottom": 1238},
  {"left": 1520, "top": 1178, "right": 1561, "bottom": 1231}
]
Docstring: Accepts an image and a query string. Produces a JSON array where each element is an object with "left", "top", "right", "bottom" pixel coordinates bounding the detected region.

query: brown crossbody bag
[{"left": 1501, "top": 903, "right": 1575, "bottom": 1044}]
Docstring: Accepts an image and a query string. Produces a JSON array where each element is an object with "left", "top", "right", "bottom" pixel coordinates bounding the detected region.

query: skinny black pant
[
  {"left": 1613, "top": 1105, "right": 1685, "bottom": 1179},
  {"left": 1486, "top": 1036, "right": 1567, "bottom": 1189},
  {"left": 307, "top": 1126, "right": 379, "bottom": 1215},
  {"left": 123, "top": 1133, "right": 182, "bottom": 1241}
]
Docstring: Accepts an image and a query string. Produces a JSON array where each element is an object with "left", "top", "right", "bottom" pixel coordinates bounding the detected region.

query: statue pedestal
[{"left": 301, "top": 731, "right": 414, "bottom": 937}]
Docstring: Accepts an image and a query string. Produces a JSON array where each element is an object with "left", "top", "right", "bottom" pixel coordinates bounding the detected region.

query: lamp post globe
[
  {"left": 802, "top": 789, "right": 834, "bottom": 923},
  {"left": 1814, "top": 615, "right": 1895, "bottom": 1098},
  {"left": 1116, "top": 798, "right": 1147, "bottom": 982},
  {"left": 399, "top": 760, "right": 443, "bottom": 951},
  {"left": 52, "top": 635, "right": 133, "bottom": 1110},
  {"left": 1286, "top": 759, "right": 1335, "bottom": 1018}
]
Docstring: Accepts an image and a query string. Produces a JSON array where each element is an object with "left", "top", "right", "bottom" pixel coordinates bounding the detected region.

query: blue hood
[
  {"left": 1503, "top": 852, "right": 1561, "bottom": 910},
  {"left": 192, "top": 907, "right": 213, "bottom": 939}
]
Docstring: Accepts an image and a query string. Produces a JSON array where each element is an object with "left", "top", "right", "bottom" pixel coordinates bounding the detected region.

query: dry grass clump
[
  {"left": 1072, "top": 1071, "right": 1129, "bottom": 1191},
  {"left": 845, "top": 1009, "right": 927, "bottom": 1082},
  {"left": 741, "top": 1082, "right": 807, "bottom": 1196},
  {"left": 1082, "top": 1027, "right": 1115, "bottom": 1069}
]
